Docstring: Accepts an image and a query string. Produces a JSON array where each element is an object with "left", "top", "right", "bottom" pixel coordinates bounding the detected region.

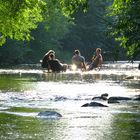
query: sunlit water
[{"left": 0, "top": 62, "right": 140, "bottom": 140}]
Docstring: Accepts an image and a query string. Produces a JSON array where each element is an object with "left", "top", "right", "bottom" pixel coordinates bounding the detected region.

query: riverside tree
[
  {"left": 108, "top": 0, "right": 140, "bottom": 60},
  {"left": 0, "top": 0, "right": 87, "bottom": 46}
]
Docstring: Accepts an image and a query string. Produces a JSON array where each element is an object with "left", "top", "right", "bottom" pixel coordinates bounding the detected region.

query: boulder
[
  {"left": 124, "top": 76, "right": 134, "bottom": 80},
  {"left": 92, "top": 93, "right": 108, "bottom": 101},
  {"left": 37, "top": 111, "right": 62, "bottom": 118},
  {"left": 81, "top": 101, "right": 108, "bottom": 107},
  {"left": 108, "top": 96, "right": 132, "bottom": 101},
  {"left": 133, "top": 94, "right": 140, "bottom": 101},
  {"left": 108, "top": 99, "right": 120, "bottom": 104},
  {"left": 107, "top": 96, "right": 131, "bottom": 104}
]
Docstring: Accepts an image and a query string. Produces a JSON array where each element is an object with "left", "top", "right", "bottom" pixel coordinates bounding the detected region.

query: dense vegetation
[
  {"left": 108, "top": 0, "right": 140, "bottom": 60},
  {"left": 0, "top": 0, "right": 139, "bottom": 66}
]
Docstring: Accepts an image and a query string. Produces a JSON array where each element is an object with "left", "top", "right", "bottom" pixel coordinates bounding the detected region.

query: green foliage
[
  {"left": 0, "top": 39, "right": 31, "bottom": 65},
  {"left": 0, "top": 0, "right": 46, "bottom": 45},
  {"left": 108, "top": 0, "right": 140, "bottom": 59},
  {"left": 0, "top": 0, "right": 88, "bottom": 46}
]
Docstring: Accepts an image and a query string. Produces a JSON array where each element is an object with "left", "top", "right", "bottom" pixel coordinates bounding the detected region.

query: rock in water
[
  {"left": 108, "top": 96, "right": 131, "bottom": 101},
  {"left": 38, "top": 111, "right": 62, "bottom": 118},
  {"left": 124, "top": 76, "right": 134, "bottom": 80},
  {"left": 81, "top": 101, "right": 108, "bottom": 107}
]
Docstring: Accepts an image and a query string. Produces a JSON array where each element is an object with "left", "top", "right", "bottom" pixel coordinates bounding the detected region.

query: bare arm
[{"left": 97, "top": 55, "right": 103, "bottom": 67}]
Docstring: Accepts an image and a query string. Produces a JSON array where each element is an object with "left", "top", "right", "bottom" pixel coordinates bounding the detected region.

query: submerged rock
[
  {"left": 81, "top": 101, "right": 108, "bottom": 107},
  {"left": 37, "top": 111, "right": 62, "bottom": 118}
]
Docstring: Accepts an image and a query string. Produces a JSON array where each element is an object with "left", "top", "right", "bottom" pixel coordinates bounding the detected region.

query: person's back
[
  {"left": 72, "top": 50, "right": 86, "bottom": 70},
  {"left": 48, "top": 59, "right": 62, "bottom": 72},
  {"left": 48, "top": 53, "right": 67, "bottom": 72}
]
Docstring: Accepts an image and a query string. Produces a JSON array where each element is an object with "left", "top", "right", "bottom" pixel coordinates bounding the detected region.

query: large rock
[
  {"left": 107, "top": 96, "right": 131, "bottom": 104},
  {"left": 133, "top": 94, "right": 140, "bottom": 101},
  {"left": 81, "top": 101, "right": 108, "bottom": 107},
  {"left": 108, "top": 96, "right": 132, "bottom": 101},
  {"left": 37, "top": 111, "right": 62, "bottom": 118}
]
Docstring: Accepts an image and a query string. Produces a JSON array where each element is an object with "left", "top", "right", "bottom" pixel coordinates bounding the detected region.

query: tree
[
  {"left": 108, "top": 0, "right": 140, "bottom": 60},
  {"left": 0, "top": 0, "right": 87, "bottom": 46},
  {"left": 61, "top": 0, "right": 121, "bottom": 61}
]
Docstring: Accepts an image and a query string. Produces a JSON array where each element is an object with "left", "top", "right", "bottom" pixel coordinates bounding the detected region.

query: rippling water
[{"left": 0, "top": 62, "right": 140, "bottom": 140}]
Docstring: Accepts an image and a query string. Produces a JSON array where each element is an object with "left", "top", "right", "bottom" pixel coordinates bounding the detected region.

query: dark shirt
[
  {"left": 41, "top": 54, "right": 49, "bottom": 68},
  {"left": 48, "top": 59, "right": 62, "bottom": 72}
]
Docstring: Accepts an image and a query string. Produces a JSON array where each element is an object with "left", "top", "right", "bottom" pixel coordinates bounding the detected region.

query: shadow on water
[{"left": 0, "top": 62, "right": 140, "bottom": 140}]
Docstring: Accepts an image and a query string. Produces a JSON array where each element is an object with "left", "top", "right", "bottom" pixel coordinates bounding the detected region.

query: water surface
[{"left": 0, "top": 62, "right": 140, "bottom": 140}]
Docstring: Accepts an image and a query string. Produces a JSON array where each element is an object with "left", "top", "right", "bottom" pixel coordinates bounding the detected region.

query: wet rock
[
  {"left": 81, "top": 101, "right": 108, "bottom": 107},
  {"left": 81, "top": 103, "right": 89, "bottom": 107},
  {"left": 133, "top": 98, "right": 140, "bottom": 101},
  {"left": 107, "top": 96, "right": 131, "bottom": 104},
  {"left": 108, "top": 99, "right": 120, "bottom": 104},
  {"left": 54, "top": 96, "right": 68, "bottom": 101},
  {"left": 133, "top": 94, "right": 140, "bottom": 101},
  {"left": 138, "top": 63, "right": 140, "bottom": 70},
  {"left": 37, "top": 111, "right": 62, "bottom": 118},
  {"left": 101, "top": 93, "right": 109, "bottom": 97},
  {"left": 92, "top": 93, "right": 108, "bottom": 101},
  {"left": 108, "top": 96, "right": 131, "bottom": 101},
  {"left": 124, "top": 76, "right": 134, "bottom": 80}
]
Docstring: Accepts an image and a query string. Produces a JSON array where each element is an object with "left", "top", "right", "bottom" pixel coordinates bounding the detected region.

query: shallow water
[{"left": 0, "top": 62, "right": 140, "bottom": 140}]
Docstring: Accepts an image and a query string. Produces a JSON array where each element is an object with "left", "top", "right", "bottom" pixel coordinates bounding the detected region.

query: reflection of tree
[
  {"left": 110, "top": 113, "right": 140, "bottom": 140},
  {"left": 0, "top": 74, "right": 23, "bottom": 92},
  {"left": 0, "top": 73, "right": 37, "bottom": 92}
]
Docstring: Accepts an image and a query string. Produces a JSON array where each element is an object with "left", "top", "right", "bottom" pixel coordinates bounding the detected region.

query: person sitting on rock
[
  {"left": 48, "top": 53, "right": 67, "bottom": 72},
  {"left": 41, "top": 50, "right": 55, "bottom": 71},
  {"left": 87, "top": 48, "right": 103, "bottom": 70},
  {"left": 71, "top": 49, "right": 86, "bottom": 71}
]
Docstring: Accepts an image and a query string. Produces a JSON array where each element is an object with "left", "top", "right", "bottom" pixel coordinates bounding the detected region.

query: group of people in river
[{"left": 41, "top": 48, "right": 103, "bottom": 72}]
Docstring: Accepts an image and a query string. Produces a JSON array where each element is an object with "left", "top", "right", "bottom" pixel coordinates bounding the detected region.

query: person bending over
[
  {"left": 48, "top": 53, "right": 67, "bottom": 72},
  {"left": 41, "top": 50, "right": 55, "bottom": 71}
]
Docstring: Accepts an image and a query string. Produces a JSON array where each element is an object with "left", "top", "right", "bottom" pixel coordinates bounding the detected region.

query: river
[{"left": 0, "top": 62, "right": 140, "bottom": 140}]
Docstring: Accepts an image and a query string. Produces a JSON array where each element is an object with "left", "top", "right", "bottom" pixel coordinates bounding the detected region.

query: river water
[{"left": 0, "top": 62, "right": 140, "bottom": 140}]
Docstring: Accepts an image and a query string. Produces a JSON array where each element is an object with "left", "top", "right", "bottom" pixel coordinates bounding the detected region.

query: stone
[
  {"left": 81, "top": 101, "right": 108, "bottom": 107},
  {"left": 37, "top": 111, "right": 62, "bottom": 118}
]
